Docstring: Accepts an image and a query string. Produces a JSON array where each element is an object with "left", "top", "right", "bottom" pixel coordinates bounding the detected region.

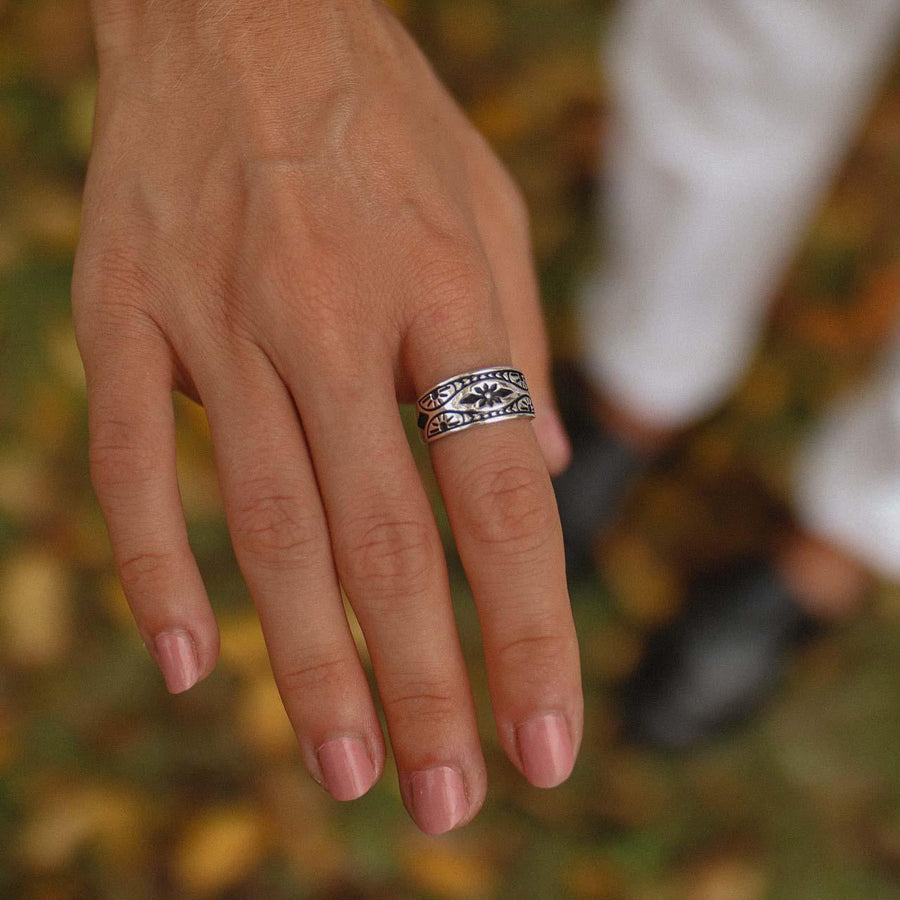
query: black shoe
[
  {"left": 622, "top": 556, "right": 816, "bottom": 751},
  {"left": 552, "top": 362, "right": 648, "bottom": 576}
]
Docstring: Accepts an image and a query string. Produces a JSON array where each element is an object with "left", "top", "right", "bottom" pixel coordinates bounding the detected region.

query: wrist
[
  {"left": 89, "top": 0, "right": 343, "bottom": 66},
  {"left": 89, "top": 0, "right": 153, "bottom": 60}
]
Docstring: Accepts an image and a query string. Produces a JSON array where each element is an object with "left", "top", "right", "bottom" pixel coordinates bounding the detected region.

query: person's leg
[
  {"left": 565, "top": 0, "right": 900, "bottom": 748},
  {"left": 583, "top": 0, "right": 900, "bottom": 431},
  {"left": 625, "top": 345, "right": 900, "bottom": 750},
  {"left": 557, "top": 0, "right": 900, "bottom": 574},
  {"left": 780, "top": 349, "right": 900, "bottom": 619},
  {"left": 794, "top": 333, "right": 900, "bottom": 595}
]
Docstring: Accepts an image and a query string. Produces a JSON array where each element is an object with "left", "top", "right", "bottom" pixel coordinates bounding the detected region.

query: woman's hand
[{"left": 74, "top": 0, "right": 580, "bottom": 834}]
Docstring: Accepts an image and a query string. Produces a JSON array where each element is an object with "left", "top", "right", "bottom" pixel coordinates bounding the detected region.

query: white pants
[{"left": 582, "top": 0, "right": 900, "bottom": 578}]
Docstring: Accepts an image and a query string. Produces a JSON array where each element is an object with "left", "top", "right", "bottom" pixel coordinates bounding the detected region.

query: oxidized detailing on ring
[{"left": 416, "top": 367, "right": 535, "bottom": 442}]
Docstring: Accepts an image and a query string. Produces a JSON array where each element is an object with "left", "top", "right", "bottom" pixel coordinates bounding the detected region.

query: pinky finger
[
  {"left": 466, "top": 151, "right": 571, "bottom": 475},
  {"left": 83, "top": 329, "right": 218, "bottom": 692}
]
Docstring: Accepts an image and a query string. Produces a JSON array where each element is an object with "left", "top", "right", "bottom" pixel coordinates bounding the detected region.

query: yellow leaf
[
  {"left": 684, "top": 854, "right": 768, "bottom": 900},
  {"left": 218, "top": 612, "right": 270, "bottom": 676},
  {"left": 176, "top": 447, "right": 224, "bottom": 519},
  {"left": 402, "top": 836, "right": 496, "bottom": 900},
  {"left": 22, "top": 381, "right": 79, "bottom": 449},
  {"left": 0, "top": 548, "right": 72, "bottom": 667},
  {"left": 62, "top": 77, "right": 97, "bottom": 161},
  {"left": 237, "top": 676, "right": 297, "bottom": 758},
  {"left": 172, "top": 805, "right": 269, "bottom": 898},
  {"left": 19, "top": 183, "right": 82, "bottom": 255},
  {"left": 260, "top": 767, "right": 345, "bottom": 880},
  {"left": 280, "top": 826, "right": 347, "bottom": 884},
  {"left": 602, "top": 535, "right": 682, "bottom": 627},
  {"left": 343, "top": 594, "right": 371, "bottom": 664},
  {"left": 563, "top": 855, "right": 625, "bottom": 900},
  {"left": 0, "top": 450, "right": 53, "bottom": 521},
  {"left": 45, "top": 320, "right": 86, "bottom": 393},
  {"left": 175, "top": 393, "right": 213, "bottom": 444},
  {"left": 63, "top": 507, "right": 115, "bottom": 568},
  {"left": 99, "top": 573, "right": 134, "bottom": 626},
  {"left": 19, "top": 783, "right": 147, "bottom": 872}
]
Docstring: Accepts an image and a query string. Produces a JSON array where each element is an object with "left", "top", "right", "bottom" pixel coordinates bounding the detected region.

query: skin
[{"left": 74, "top": 0, "right": 582, "bottom": 833}]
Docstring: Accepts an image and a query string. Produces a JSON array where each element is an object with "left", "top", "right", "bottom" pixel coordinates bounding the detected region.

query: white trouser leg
[
  {"left": 582, "top": 0, "right": 900, "bottom": 427},
  {"left": 796, "top": 335, "right": 900, "bottom": 581}
]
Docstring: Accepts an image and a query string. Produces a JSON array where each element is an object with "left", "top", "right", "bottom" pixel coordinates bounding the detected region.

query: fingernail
[
  {"left": 317, "top": 737, "right": 377, "bottom": 801},
  {"left": 410, "top": 766, "right": 467, "bottom": 835},
  {"left": 155, "top": 630, "right": 199, "bottom": 694},
  {"left": 516, "top": 714, "right": 574, "bottom": 788}
]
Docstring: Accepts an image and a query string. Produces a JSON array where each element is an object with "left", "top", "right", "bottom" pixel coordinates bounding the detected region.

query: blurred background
[{"left": 2, "top": 0, "right": 900, "bottom": 897}]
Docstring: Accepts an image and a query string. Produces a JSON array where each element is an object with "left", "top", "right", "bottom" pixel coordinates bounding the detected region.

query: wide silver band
[{"left": 416, "top": 366, "right": 535, "bottom": 443}]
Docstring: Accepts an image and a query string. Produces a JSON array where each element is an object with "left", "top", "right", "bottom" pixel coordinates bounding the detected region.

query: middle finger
[{"left": 286, "top": 351, "right": 487, "bottom": 836}]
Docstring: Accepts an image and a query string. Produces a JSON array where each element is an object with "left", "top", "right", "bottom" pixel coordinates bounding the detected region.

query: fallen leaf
[
  {"left": 0, "top": 548, "right": 72, "bottom": 667},
  {"left": 172, "top": 805, "right": 269, "bottom": 898}
]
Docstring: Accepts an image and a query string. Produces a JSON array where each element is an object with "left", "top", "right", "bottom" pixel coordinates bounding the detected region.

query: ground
[{"left": 1, "top": 1, "right": 900, "bottom": 897}]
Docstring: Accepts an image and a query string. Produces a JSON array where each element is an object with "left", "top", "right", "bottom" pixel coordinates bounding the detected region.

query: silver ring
[{"left": 416, "top": 366, "right": 535, "bottom": 443}]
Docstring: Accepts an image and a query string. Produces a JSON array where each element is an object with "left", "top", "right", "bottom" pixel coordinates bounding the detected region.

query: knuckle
[
  {"left": 382, "top": 680, "right": 458, "bottom": 725},
  {"left": 338, "top": 514, "right": 436, "bottom": 589},
  {"left": 117, "top": 548, "right": 177, "bottom": 598},
  {"left": 80, "top": 245, "right": 158, "bottom": 297},
  {"left": 415, "top": 236, "right": 493, "bottom": 307},
  {"left": 250, "top": 239, "right": 367, "bottom": 377},
  {"left": 89, "top": 416, "right": 157, "bottom": 497},
  {"left": 460, "top": 463, "right": 554, "bottom": 552},
  {"left": 399, "top": 214, "right": 506, "bottom": 351},
  {"left": 253, "top": 232, "right": 305, "bottom": 302},
  {"left": 74, "top": 256, "right": 170, "bottom": 362},
  {"left": 76, "top": 247, "right": 164, "bottom": 327},
  {"left": 231, "top": 479, "right": 322, "bottom": 569},
  {"left": 254, "top": 232, "right": 340, "bottom": 320},
  {"left": 396, "top": 204, "right": 492, "bottom": 304},
  {"left": 495, "top": 629, "right": 575, "bottom": 676},
  {"left": 276, "top": 651, "right": 352, "bottom": 699}
]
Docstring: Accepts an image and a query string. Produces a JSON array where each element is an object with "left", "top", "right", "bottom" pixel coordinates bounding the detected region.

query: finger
[
  {"left": 80, "top": 319, "right": 218, "bottom": 693},
  {"left": 468, "top": 150, "right": 571, "bottom": 474},
  {"left": 285, "top": 350, "right": 486, "bottom": 835},
  {"left": 407, "top": 255, "right": 582, "bottom": 789},
  {"left": 197, "top": 348, "right": 384, "bottom": 802}
]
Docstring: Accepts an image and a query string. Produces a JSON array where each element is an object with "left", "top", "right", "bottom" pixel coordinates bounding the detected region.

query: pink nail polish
[
  {"left": 155, "top": 630, "right": 199, "bottom": 694},
  {"left": 410, "top": 766, "right": 467, "bottom": 835},
  {"left": 516, "top": 714, "right": 574, "bottom": 788},
  {"left": 317, "top": 737, "right": 377, "bottom": 801}
]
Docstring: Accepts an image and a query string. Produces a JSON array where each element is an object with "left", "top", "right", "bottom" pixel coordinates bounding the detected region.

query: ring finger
[{"left": 406, "top": 257, "right": 582, "bottom": 789}]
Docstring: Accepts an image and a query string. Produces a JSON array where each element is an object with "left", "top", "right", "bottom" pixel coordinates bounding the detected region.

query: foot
[
  {"left": 551, "top": 362, "right": 651, "bottom": 575},
  {"left": 622, "top": 556, "right": 817, "bottom": 751}
]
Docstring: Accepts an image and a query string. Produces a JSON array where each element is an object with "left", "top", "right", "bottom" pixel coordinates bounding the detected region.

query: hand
[{"left": 74, "top": 0, "right": 580, "bottom": 834}]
